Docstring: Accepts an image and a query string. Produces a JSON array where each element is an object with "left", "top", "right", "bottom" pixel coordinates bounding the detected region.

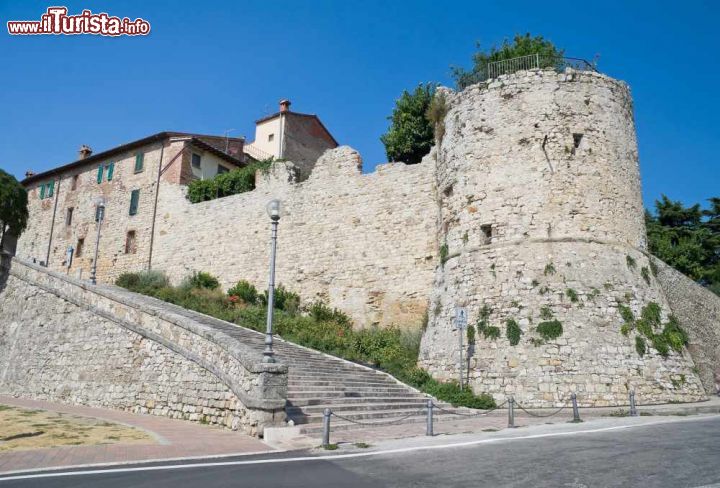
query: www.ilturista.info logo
[{"left": 7, "top": 7, "right": 150, "bottom": 36}]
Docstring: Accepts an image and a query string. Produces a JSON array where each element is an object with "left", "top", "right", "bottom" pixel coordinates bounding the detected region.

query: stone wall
[
  {"left": 653, "top": 257, "right": 720, "bottom": 395},
  {"left": 419, "top": 69, "right": 706, "bottom": 406},
  {"left": 0, "top": 255, "right": 287, "bottom": 436},
  {"left": 151, "top": 147, "right": 438, "bottom": 329}
]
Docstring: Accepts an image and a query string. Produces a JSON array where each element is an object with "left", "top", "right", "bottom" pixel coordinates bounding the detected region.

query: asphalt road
[{"left": 2, "top": 416, "right": 719, "bottom": 488}]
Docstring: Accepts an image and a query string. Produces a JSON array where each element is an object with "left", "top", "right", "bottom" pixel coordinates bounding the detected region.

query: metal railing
[
  {"left": 459, "top": 54, "right": 598, "bottom": 87},
  {"left": 320, "top": 390, "right": 642, "bottom": 448},
  {"left": 243, "top": 143, "right": 274, "bottom": 162}
]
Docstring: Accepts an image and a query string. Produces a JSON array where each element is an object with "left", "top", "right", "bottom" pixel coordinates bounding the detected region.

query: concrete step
[
  {"left": 286, "top": 396, "right": 432, "bottom": 407},
  {"left": 287, "top": 391, "right": 422, "bottom": 401},
  {"left": 291, "top": 406, "right": 466, "bottom": 426},
  {"left": 287, "top": 401, "right": 429, "bottom": 415},
  {"left": 287, "top": 386, "right": 415, "bottom": 396},
  {"left": 287, "top": 378, "right": 395, "bottom": 386}
]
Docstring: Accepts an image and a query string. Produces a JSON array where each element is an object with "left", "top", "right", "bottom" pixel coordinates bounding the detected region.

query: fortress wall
[
  {"left": 151, "top": 147, "right": 438, "bottom": 329},
  {"left": 419, "top": 70, "right": 705, "bottom": 406},
  {"left": 653, "top": 257, "right": 720, "bottom": 395},
  {"left": 0, "top": 256, "right": 287, "bottom": 436}
]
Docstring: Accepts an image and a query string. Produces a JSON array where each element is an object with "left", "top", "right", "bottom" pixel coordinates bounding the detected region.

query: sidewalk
[
  {"left": 0, "top": 396, "right": 273, "bottom": 474},
  {"left": 268, "top": 396, "right": 720, "bottom": 449}
]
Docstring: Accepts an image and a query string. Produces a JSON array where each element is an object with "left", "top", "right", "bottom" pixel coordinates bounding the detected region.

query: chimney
[
  {"left": 279, "top": 99, "right": 291, "bottom": 113},
  {"left": 78, "top": 145, "right": 93, "bottom": 160},
  {"left": 25, "top": 170, "right": 35, "bottom": 179}
]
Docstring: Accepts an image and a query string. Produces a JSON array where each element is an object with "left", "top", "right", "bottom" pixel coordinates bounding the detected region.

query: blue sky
[{"left": 1, "top": 0, "right": 717, "bottom": 210}]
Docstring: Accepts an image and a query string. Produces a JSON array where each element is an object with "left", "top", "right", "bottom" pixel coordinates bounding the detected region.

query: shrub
[
  {"left": 466, "top": 324, "right": 476, "bottom": 344},
  {"left": 641, "top": 302, "right": 662, "bottom": 327},
  {"left": 116, "top": 270, "right": 169, "bottom": 293},
  {"left": 626, "top": 255, "right": 637, "bottom": 269},
  {"left": 539, "top": 305, "right": 553, "bottom": 320},
  {"left": 481, "top": 326, "right": 499, "bottom": 340},
  {"left": 544, "top": 262, "right": 556, "bottom": 276},
  {"left": 651, "top": 334, "right": 670, "bottom": 357},
  {"left": 439, "top": 243, "right": 449, "bottom": 264},
  {"left": 261, "top": 285, "right": 301, "bottom": 314},
  {"left": 227, "top": 280, "right": 259, "bottom": 304},
  {"left": 506, "top": 318, "right": 522, "bottom": 346},
  {"left": 635, "top": 336, "right": 647, "bottom": 357},
  {"left": 620, "top": 322, "right": 633, "bottom": 336},
  {"left": 306, "top": 301, "right": 352, "bottom": 327},
  {"left": 536, "top": 320, "right": 563, "bottom": 341},
  {"left": 186, "top": 271, "right": 220, "bottom": 290},
  {"left": 565, "top": 288, "right": 579, "bottom": 303},
  {"left": 641, "top": 266, "right": 651, "bottom": 285},
  {"left": 662, "top": 315, "right": 688, "bottom": 352},
  {"left": 186, "top": 159, "right": 273, "bottom": 203},
  {"left": 618, "top": 305, "right": 634, "bottom": 323}
]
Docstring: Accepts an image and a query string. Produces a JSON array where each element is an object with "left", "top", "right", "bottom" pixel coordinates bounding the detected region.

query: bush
[
  {"left": 227, "top": 280, "right": 259, "bottom": 304},
  {"left": 565, "top": 288, "right": 579, "bottom": 303},
  {"left": 506, "top": 318, "right": 522, "bottom": 346},
  {"left": 662, "top": 315, "right": 688, "bottom": 352},
  {"left": 185, "top": 271, "right": 220, "bottom": 290},
  {"left": 635, "top": 336, "right": 647, "bottom": 357},
  {"left": 539, "top": 305, "right": 553, "bottom": 320},
  {"left": 116, "top": 270, "right": 169, "bottom": 293},
  {"left": 186, "top": 159, "right": 272, "bottom": 203},
  {"left": 618, "top": 305, "right": 634, "bottom": 323},
  {"left": 536, "top": 320, "right": 563, "bottom": 341},
  {"left": 483, "top": 326, "right": 501, "bottom": 340}
]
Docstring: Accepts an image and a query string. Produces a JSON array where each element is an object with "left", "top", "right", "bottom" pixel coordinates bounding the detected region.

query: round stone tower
[{"left": 419, "top": 69, "right": 706, "bottom": 407}]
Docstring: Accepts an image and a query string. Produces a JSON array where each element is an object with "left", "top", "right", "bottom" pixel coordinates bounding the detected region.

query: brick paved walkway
[{"left": 0, "top": 396, "right": 273, "bottom": 474}]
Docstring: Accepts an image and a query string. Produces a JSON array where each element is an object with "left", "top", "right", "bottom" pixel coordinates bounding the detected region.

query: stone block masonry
[
  {"left": 151, "top": 147, "right": 438, "bottom": 330},
  {"left": 0, "top": 255, "right": 287, "bottom": 436}
]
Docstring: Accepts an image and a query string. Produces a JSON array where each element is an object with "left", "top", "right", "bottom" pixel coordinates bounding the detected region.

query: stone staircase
[{"left": 150, "top": 298, "right": 467, "bottom": 434}]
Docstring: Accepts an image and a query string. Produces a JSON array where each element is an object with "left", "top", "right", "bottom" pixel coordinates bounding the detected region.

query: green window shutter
[
  {"left": 97, "top": 165, "right": 104, "bottom": 183},
  {"left": 39, "top": 184, "right": 45, "bottom": 199},
  {"left": 135, "top": 153, "right": 144, "bottom": 172},
  {"left": 107, "top": 162, "right": 115, "bottom": 181},
  {"left": 129, "top": 189, "right": 140, "bottom": 216},
  {"left": 48, "top": 180, "right": 54, "bottom": 197}
]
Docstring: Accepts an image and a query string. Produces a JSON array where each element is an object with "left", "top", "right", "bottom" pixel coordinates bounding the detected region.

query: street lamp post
[
  {"left": 263, "top": 199, "right": 282, "bottom": 363},
  {"left": 90, "top": 197, "right": 106, "bottom": 285}
]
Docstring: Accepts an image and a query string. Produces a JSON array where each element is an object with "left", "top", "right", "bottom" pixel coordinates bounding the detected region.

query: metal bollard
[
  {"left": 571, "top": 393, "right": 581, "bottom": 422},
  {"left": 425, "top": 400, "right": 434, "bottom": 436},
  {"left": 322, "top": 408, "right": 332, "bottom": 447},
  {"left": 629, "top": 390, "right": 638, "bottom": 417},
  {"left": 508, "top": 396, "right": 515, "bottom": 428}
]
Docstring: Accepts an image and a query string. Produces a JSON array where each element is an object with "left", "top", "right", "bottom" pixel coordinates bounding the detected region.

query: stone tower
[{"left": 419, "top": 69, "right": 706, "bottom": 406}]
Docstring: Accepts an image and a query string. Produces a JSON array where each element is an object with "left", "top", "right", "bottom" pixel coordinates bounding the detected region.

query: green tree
[
  {"left": 380, "top": 83, "right": 436, "bottom": 165},
  {"left": 452, "top": 33, "right": 564, "bottom": 89},
  {"left": 646, "top": 195, "right": 720, "bottom": 295},
  {"left": 0, "top": 168, "right": 29, "bottom": 249}
]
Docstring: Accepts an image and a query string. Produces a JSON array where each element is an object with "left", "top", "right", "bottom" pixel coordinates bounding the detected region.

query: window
[
  {"left": 106, "top": 162, "right": 115, "bottom": 181},
  {"left": 76, "top": 238, "right": 84, "bottom": 257},
  {"left": 217, "top": 165, "right": 230, "bottom": 175},
  {"left": 66, "top": 207, "right": 74, "bottom": 226},
  {"left": 125, "top": 231, "right": 137, "bottom": 254},
  {"left": 39, "top": 181, "right": 54, "bottom": 199},
  {"left": 268, "top": 133, "right": 274, "bottom": 142},
  {"left": 480, "top": 224, "right": 493, "bottom": 245},
  {"left": 129, "top": 189, "right": 140, "bottom": 216},
  {"left": 39, "top": 184, "right": 45, "bottom": 199},
  {"left": 191, "top": 153, "right": 202, "bottom": 169},
  {"left": 47, "top": 180, "right": 54, "bottom": 197},
  {"left": 135, "top": 153, "right": 144, "bottom": 173},
  {"left": 97, "top": 165, "right": 103, "bottom": 184},
  {"left": 572, "top": 133, "right": 583, "bottom": 149},
  {"left": 71, "top": 175, "right": 79, "bottom": 190}
]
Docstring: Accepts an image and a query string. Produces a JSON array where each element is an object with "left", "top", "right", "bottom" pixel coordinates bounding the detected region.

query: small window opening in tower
[
  {"left": 480, "top": 224, "right": 493, "bottom": 245},
  {"left": 572, "top": 133, "right": 583, "bottom": 149}
]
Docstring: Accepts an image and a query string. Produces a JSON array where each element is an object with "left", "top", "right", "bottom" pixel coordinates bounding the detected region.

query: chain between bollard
[{"left": 430, "top": 400, "right": 507, "bottom": 418}]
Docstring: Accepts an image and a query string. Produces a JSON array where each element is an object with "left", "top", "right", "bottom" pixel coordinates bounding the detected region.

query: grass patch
[
  {"left": 536, "top": 320, "right": 563, "bottom": 341},
  {"left": 354, "top": 442, "right": 371, "bottom": 448},
  {"left": 323, "top": 443, "right": 339, "bottom": 450},
  {"left": 506, "top": 318, "right": 522, "bottom": 346}
]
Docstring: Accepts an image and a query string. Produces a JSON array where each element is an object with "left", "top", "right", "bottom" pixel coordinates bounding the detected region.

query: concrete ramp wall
[{"left": 0, "top": 254, "right": 287, "bottom": 436}]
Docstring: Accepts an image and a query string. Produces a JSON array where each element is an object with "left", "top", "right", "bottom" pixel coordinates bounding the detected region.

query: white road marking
[{"left": 0, "top": 416, "right": 717, "bottom": 482}]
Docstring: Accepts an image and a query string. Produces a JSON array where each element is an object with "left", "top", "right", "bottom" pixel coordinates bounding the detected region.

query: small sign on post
[{"left": 455, "top": 307, "right": 467, "bottom": 388}]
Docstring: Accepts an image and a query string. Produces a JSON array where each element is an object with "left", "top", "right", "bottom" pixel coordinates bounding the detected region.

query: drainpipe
[
  {"left": 278, "top": 112, "right": 286, "bottom": 159},
  {"left": 147, "top": 140, "right": 165, "bottom": 270},
  {"left": 45, "top": 177, "right": 61, "bottom": 266}
]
